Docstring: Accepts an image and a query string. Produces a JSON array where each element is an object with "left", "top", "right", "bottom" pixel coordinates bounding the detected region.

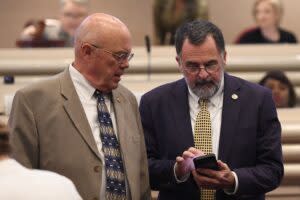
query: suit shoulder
[
  {"left": 116, "top": 83, "right": 134, "bottom": 95},
  {"left": 13, "top": 72, "right": 66, "bottom": 108},
  {"left": 228, "top": 74, "right": 271, "bottom": 97},
  {"left": 115, "top": 84, "right": 140, "bottom": 105},
  {"left": 18, "top": 73, "right": 62, "bottom": 94},
  {"left": 142, "top": 79, "right": 184, "bottom": 101},
  {"left": 116, "top": 83, "right": 136, "bottom": 100}
]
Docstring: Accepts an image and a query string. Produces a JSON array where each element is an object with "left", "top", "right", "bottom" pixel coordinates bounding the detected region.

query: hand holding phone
[{"left": 193, "top": 153, "right": 219, "bottom": 171}]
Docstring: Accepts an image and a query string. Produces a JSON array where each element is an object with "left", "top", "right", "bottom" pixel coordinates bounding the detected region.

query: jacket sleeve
[
  {"left": 131, "top": 94, "right": 151, "bottom": 200},
  {"left": 9, "top": 90, "right": 39, "bottom": 168},
  {"left": 139, "top": 95, "right": 180, "bottom": 190}
]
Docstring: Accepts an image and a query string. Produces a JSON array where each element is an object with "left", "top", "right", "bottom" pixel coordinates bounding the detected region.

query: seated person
[
  {"left": 17, "top": 0, "right": 89, "bottom": 47},
  {"left": 235, "top": 0, "right": 297, "bottom": 44},
  {"left": 259, "top": 70, "right": 297, "bottom": 108},
  {"left": 0, "top": 130, "right": 82, "bottom": 199}
]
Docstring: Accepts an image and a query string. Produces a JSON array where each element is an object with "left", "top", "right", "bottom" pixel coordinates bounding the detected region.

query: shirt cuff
[
  {"left": 173, "top": 162, "right": 190, "bottom": 183},
  {"left": 224, "top": 171, "right": 238, "bottom": 195}
]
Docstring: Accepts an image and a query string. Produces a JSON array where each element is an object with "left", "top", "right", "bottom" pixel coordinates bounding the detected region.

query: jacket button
[{"left": 94, "top": 165, "right": 100, "bottom": 173}]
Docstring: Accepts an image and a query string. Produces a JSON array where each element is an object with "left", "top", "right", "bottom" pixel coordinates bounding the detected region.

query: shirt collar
[
  {"left": 69, "top": 64, "right": 96, "bottom": 100},
  {"left": 210, "top": 73, "right": 224, "bottom": 107}
]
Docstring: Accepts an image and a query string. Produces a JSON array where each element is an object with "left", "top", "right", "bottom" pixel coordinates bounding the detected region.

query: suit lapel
[
  {"left": 111, "top": 88, "right": 126, "bottom": 142},
  {"left": 59, "top": 69, "right": 101, "bottom": 160},
  {"left": 111, "top": 87, "right": 136, "bottom": 196},
  {"left": 170, "top": 79, "right": 194, "bottom": 148},
  {"left": 218, "top": 73, "right": 241, "bottom": 161}
]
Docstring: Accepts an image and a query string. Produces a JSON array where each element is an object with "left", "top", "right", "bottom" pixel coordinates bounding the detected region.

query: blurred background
[{"left": 1, "top": 0, "right": 299, "bottom": 47}]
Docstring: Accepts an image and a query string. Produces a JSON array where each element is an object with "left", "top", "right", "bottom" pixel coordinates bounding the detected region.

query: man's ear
[
  {"left": 81, "top": 43, "right": 93, "bottom": 58},
  {"left": 223, "top": 51, "right": 227, "bottom": 64},
  {"left": 176, "top": 55, "right": 184, "bottom": 73}
]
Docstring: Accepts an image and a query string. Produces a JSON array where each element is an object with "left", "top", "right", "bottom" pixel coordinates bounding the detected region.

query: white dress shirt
[
  {"left": 188, "top": 76, "right": 224, "bottom": 158},
  {"left": 175, "top": 74, "right": 238, "bottom": 194},
  {"left": 69, "top": 65, "right": 119, "bottom": 200},
  {"left": 0, "top": 158, "right": 82, "bottom": 200}
]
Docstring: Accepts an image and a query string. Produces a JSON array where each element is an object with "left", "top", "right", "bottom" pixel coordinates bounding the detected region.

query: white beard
[
  {"left": 192, "top": 83, "right": 219, "bottom": 100},
  {"left": 187, "top": 69, "right": 223, "bottom": 100}
]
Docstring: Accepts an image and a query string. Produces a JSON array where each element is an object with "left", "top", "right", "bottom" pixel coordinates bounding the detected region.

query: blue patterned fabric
[{"left": 94, "top": 90, "right": 126, "bottom": 200}]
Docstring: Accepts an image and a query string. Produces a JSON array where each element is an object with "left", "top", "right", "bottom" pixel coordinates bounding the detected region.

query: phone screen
[{"left": 193, "top": 153, "right": 219, "bottom": 170}]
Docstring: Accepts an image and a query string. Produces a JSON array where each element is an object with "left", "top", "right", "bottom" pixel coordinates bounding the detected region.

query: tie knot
[
  {"left": 199, "top": 99, "right": 208, "bottom": 107},
  {"left": 94, "top": 89, "right": 104, "bottom": 101}
]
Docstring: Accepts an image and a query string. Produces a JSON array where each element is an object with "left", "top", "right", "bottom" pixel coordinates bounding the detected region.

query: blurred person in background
[
  {"left": 17, "top": 0, "right": 89, "bottom": 47},
  {"left": 235, "top": 0, "right": 297, "bottom": 44},
  {"left": 259, "top": 70, "right": 297, "bottom": 108},
  {"left": 153, "top": 0, "right": 208, "bottom": 45}
]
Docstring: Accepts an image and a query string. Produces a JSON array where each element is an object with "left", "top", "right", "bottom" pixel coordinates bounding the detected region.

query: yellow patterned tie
[{"left": 194, "top": 99, "right": 215, "bottom": 200}]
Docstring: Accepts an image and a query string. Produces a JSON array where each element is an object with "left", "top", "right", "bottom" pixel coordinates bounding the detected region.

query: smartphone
[{"left": 193, "top": 153, "right": 219, "bottom": 171}]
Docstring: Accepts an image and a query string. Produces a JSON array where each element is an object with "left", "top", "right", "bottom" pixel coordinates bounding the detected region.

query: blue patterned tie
[{"left": 94, "top": 90, "right": 126, "bottom": 200}]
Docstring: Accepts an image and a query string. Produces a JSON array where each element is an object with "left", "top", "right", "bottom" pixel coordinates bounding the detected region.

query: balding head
[
  {"left": 74, "top": 13, "right": 131, "bottom": 60},
  {"left": 72, "top": 13, "right": 132, "bottom": 92}
]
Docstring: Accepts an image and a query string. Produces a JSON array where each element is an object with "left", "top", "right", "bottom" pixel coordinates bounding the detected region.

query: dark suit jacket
[
  {"left": 139, "top": 73, "right": 283, "bottom": 200},
  {"left": 9, "top": 68, "right": 151, "bottom": 200}
]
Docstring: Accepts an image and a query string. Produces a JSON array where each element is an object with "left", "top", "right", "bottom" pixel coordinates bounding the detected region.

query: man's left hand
[{"left": 192, "top": 160, "right": 235, "bottom": 190}]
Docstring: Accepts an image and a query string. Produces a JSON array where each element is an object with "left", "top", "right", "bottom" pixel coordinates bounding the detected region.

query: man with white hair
[{"left": 10, "top": 13, "right": 151, "bottom": 200}]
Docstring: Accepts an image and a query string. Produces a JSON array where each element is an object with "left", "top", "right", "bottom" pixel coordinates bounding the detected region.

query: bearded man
[{"left": 139, "top": 19, "right": 283, "bottom": 200}]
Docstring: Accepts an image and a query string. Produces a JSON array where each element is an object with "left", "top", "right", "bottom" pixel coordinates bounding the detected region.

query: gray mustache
[{"left": 195, "top": 80, "right": 215, "bottom": 87}]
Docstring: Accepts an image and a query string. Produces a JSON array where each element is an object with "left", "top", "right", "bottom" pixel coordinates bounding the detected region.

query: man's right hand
[{"left": 175, "top": 147, "right": 205, "bottom": 179}]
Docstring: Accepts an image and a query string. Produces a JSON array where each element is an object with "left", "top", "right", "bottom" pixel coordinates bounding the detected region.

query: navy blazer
[{"left": 139, "top": 73, "right": 283, "bottom": 200}]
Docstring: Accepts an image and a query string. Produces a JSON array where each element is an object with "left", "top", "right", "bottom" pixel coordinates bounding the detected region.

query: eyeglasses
[
  {"left": 183, "top": 61, "right": 220, "bottom": 75},
  {"left": 87, "top": 43, "right": 134, "bottom": 64}
]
